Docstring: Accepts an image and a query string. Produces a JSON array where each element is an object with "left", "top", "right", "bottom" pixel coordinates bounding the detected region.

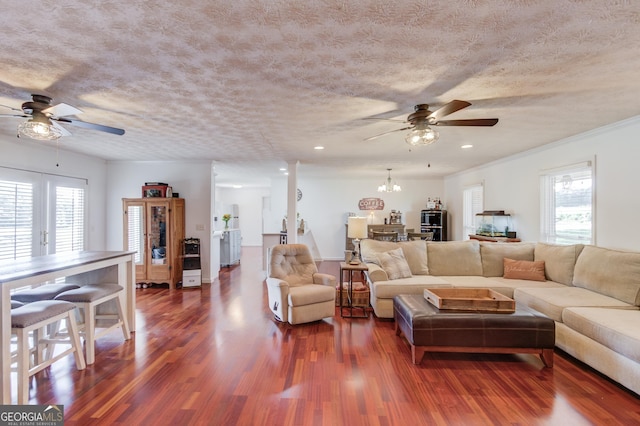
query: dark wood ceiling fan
[
  {"left": 364, "top": 100, "right": 498, "bottom": 142},
  {"left": 0, "top": 94, "right": 125, "bottom": 140}
]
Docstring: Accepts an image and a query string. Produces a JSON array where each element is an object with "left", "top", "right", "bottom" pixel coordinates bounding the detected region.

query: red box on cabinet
[{"left": 142, "top": 185, "right": 168, "bottom": 197}]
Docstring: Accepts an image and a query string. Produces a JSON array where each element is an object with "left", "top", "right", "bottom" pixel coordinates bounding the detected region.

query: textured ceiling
[{"left": 1, "top": 1, "right": 639, "bottom": 187}]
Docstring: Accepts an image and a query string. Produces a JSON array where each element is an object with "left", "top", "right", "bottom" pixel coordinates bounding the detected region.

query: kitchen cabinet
[
  {"left": 221, "top": 229, "right": 241, "bottom": 267},
  {"left": 123, "top": 198, "right": 185, "bottom": 289}
]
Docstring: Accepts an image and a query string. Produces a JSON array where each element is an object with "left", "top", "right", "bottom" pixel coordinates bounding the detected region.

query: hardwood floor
[{"left": 16, "top": 246, "right": 640, "bottom": 425}]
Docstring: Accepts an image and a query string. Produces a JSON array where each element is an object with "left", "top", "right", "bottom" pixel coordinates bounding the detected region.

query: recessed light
[
  {"left": 284, "top": 172, "right": 289, "bottom": 176},
  {"left": 232, "top": 185, "right": 243, "bottom": 189},
  {"left": 461, "top": 144, "right": 473, "bottom": 149},
  {"left": 279, "top": 167, "right": 287, "bottom": 171},
  {"left": 314, "top": 146, "right": 324, "bottom": 150}
]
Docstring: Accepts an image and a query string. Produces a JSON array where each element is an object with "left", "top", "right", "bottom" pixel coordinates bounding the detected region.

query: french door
[{"left": 0, "top": 167, "right": 87, "bottom": 260}]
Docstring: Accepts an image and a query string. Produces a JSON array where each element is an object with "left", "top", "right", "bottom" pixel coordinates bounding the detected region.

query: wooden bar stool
[
  {"left": 11, "top": 300, "right": 86, "bottom": 404},
  {"left": 55, "top": 283, "right": 131, "bottom": 365}
]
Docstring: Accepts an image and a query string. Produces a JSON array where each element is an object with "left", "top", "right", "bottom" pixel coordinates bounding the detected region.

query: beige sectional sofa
[{"left": 361, "top": 239, "right": 640, "bottom": 395}]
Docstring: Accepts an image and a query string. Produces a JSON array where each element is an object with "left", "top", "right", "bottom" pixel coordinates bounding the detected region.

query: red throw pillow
[{"left": 503, "top": 258, "right": 546, "bottom": 281}]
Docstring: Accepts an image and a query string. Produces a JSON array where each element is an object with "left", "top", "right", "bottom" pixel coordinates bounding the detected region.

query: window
[
  {"left": 540, "top": 161, "right": 593, "bottom": 245},
  {"left": 463, "top": 183, "right": 484, "bottom": 239},
  {"left": 0, "top": 167, "right": 87, "bottom": 260}
]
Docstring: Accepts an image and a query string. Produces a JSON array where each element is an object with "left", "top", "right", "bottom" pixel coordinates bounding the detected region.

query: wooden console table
[{"left": 0, "top": 251, "right": 136, "bottom": 404}]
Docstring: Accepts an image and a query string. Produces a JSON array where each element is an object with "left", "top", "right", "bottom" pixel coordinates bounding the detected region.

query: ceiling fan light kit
[
  {"left": 405, "top": 123, "right": 439, "bottom": 146},
  {"left": 17, "top": 116, "right": 63, "bottom": 141},
  {"left": 378, "top": 168, "right": 401, "bottom": 193}
]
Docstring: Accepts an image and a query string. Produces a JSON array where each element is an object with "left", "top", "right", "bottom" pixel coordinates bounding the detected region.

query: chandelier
[
  {"left": 405, "top": 121, "right": 439, "bottom": 146},
  {"left": 378, "top": 168, "right": 401, "bottom": 192}
]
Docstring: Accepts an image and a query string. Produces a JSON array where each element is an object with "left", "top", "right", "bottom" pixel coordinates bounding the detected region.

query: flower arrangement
[{"left": 222, "top": 214, "right": 232, "bottom": 229}]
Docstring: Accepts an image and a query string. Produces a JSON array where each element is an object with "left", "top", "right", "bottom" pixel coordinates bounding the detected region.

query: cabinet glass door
[
  {"left": 126, "top": 205, "right": 145, "bottom": 264},
  {"left": 147, "top": 202, "right": 170, "bottom": 281}
]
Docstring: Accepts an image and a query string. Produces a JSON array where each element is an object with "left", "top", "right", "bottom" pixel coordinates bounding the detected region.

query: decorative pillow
[
  {"left": 360, "top": 239, "right": 398, "bottom": 265},
  {"left": 377, "top": 248, "right": 413, "bottom": 280},
  {"left": 503, "top": 258, "right": 546, "bottom": 281},
  {"left": 398, "top": 240, "right": 429, "bottom": 275}
]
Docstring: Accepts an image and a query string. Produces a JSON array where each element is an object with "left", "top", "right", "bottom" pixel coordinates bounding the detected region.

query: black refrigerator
[{"left": 420, "top": 210, "right": 448, "bottom": 241}]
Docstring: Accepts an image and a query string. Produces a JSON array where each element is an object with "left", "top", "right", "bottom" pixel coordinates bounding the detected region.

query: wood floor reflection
[{"left": 21, "top": 247, "right": 640, "bottom": 425}]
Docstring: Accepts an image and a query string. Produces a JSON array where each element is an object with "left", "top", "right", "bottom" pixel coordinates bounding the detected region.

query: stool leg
[
  {"left": 115, "top": 295, "right": 131, "bottom": 340},
  {"left": 66, "top": 312, "right": 86, "bottom": 370},
  {"left": 83, "top": 303, "right": 96, "bottom": 365},
  {"left": 16, "top": 329, "right": 30, "bottom": 404}
]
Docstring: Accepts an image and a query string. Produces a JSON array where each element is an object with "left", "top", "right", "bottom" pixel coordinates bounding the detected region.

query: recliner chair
[{"left": 266, "top": 244, "right": 336, "bottom": 325}]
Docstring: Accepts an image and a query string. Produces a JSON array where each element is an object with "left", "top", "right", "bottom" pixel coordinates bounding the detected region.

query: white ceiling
[{"left": 1, "top": 1, "right": 639, "bottom": 187}]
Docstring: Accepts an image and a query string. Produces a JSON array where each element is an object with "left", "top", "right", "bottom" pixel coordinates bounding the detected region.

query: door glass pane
[
  {"left": 127, "top": 205, "right": 145, "bottom": 265},
  {"left": 150, "top": 205, "right": 167, "bottom": 265},
  {"left": 55, "top": 186, "right": 85, "bottom": 253},
  {"left": 0, "top": 179, "right": 34, "bottom": 260}
]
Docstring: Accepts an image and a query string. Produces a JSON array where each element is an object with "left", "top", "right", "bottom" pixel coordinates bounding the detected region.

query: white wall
[
  {"left": 106, "top": 161, "right": 213, "bottom": 279},
  {"left": 263, "top": 175, "right": 444, "bottom": 260},
  {"left": 444, "top": 116, "right": 640, "bottom": 251},
  {"left": 0, "top": 138, "right": 108, "bottom": 250},
  {"left": 215, "top": 186, "right": 271, "bottom": 246}
]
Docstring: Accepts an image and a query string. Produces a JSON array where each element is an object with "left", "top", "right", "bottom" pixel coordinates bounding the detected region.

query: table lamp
[{"left": 347, "top": 216, "right": 368, "bottom": 264}]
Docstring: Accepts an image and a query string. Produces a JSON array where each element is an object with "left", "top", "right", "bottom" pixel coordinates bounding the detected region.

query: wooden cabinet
[
  {"left": 221, "top": 229, "right": 241, "bottom": 267},
  {"left": 123, "top": 198, "right": 185, "bottom": 289}
]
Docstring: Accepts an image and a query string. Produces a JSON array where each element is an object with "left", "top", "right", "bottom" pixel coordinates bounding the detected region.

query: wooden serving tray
[{"left": 423, "top": 288, "right": 515, "bottom": 313}]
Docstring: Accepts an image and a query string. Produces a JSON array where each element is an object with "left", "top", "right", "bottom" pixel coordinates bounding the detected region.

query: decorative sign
[{"left": 358, "top": 197, "right": 385, "bottom": 210}]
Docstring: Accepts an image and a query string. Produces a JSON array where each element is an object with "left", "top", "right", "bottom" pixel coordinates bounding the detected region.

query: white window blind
[
  {"left": 540, "top": 161, "right": 594, "bottom": 245},
  {"left": 463, "top": 184, "right": 484, "bottom": 240},
  {"left": 55, "top": 185, "right": 86, "bottom": 252},
  {"left": 0, "top": 179, "right": 34, "bottom": 260},
  {"left": 127, "top": 205, "right": 144, "bottom": 264}
]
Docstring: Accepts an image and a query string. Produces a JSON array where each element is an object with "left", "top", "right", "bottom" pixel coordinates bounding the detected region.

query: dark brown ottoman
[{"left": 393, "top": 294, "right": 555, "bottom": 367}]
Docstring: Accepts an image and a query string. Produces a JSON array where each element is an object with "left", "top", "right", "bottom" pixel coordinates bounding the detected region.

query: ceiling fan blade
[
  {"left": 364, "top": 126, "right": 413, "bottom": 141},
  {"left": 49, "top": 120, "right": 72, "bottom": 137},
  {"left": 361, "top": 117, "right": 406, "bottom": 123},
  {"left": 427, "top": 100, "right": 471, "bottom": 121},
  {"left": 435, "top": 118, "right": 499, "bottom": 126},
  {"left": 43, "top": 103, "right": 83, "bottom": 118},
  {"left": 0, "top": 113, "right": 28, "bottom": 118},
  {"left": 54, "top": 117, "right": 125, "bottom": 135}
]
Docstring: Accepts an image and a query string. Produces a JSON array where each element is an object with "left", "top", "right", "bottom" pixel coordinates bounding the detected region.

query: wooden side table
[{"left": 339, "top": 262, "right": 369, "bottom": 318}]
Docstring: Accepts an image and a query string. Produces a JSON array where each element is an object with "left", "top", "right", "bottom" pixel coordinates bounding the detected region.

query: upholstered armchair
[{"left": 266, "top": 244, "right": 336, "bottom": 325}]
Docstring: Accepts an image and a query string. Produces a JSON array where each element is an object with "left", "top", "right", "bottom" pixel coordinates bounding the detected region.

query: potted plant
[{"left": 222, "top": 214, "right": 231, "bottom": 229}]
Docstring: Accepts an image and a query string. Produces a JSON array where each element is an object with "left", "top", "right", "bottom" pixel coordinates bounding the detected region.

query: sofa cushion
[
  {"left": 534, "top": 243, "right": 584, "bottom": 285},
  {"left": 288, "top": 284, "right": 335, "bottom": 306},
  {"left": 486, "top": 277, "right": 567, "bottom": 295},
  {"left": 480, "top": 242, "right": 535, "bottom": 277},
  {"left": 398, "top": 240, "right": 429, "bottom": 275},
  {"left": 377, "top": 248, "right": 412, "bottom": 280},
  {"left": 514, "top": 287, "right": 636, "bottom": 322},
  {"left": 427, "top": 240, "right": 482, "bottom": 276},
  {"left": 372, "top": 276, "right": 451, "bottom": 299},
  {"left": 562, "top": 307, "right": 640, "bottom": 364},
  {"left": 503, "top": 258, "right": 546, "bottom": 281},
  {"left": 572, "top": 245, "right": 640, "bottom": 306}
]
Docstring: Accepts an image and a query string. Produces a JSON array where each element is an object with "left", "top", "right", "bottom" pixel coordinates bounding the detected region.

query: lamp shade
[{"left": 347, "top": 217, "right": 368, "bottom": 239}]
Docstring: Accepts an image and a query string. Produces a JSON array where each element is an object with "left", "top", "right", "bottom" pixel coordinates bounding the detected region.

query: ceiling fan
[
  {"left": 0, "top": 94, "right": 125, "bottom": 141},
  {"left": 364, "top": 100, "right": 498, "bottom": 146}
]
